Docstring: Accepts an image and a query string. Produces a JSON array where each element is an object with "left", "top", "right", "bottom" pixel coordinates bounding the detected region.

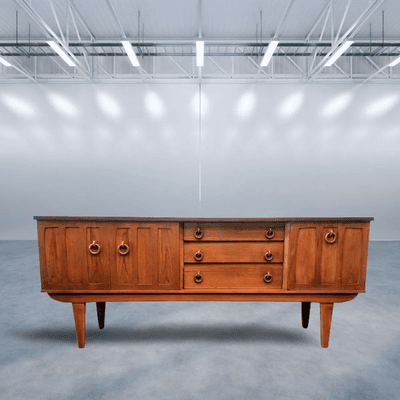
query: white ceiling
[{"left": 0, "top": 0, "right": 399, "bottom": 82}]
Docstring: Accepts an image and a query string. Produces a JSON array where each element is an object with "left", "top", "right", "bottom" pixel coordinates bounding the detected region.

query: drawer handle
[
  {"left": 325, "top": 230, "right": 337, "bottom": 244},
  {"left": 194, "top": 228, "right": 203, "bottom": 239},
  {"left": 88, "top": 241, "right": 101, "bottom": 255},
  {"left": 265, "top": 228, "right": 274, "bottom": 239},
  {"left": 194, "top": 272, "right": 203, "bottom": 283},
  {"left": 118, "top": 241, "right": 130, "bottom": 255},
  {"left": 264, "top": 273, "right": 273, "bottom": 283},
  {"left": 194, "top": 250, "right": 203, "bottom": 262},
  {"left": 265, "top": 251, "right": 273, "bottom": 261}
]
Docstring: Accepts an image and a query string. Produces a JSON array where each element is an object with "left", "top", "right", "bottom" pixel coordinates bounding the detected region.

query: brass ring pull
[
  {"left": 325, "top": 230, "right": 337, "bottom": 244},
  {"left": 194, "top": 272, "right": 203, "bottom": 283},
  {"left": 265, "top": 228, "right": 274, "bottom": 239},
  {"left": 265, "top": 251, "right": 273, "bottom": 261},
  {"left": 194, "top": 228, "right": 203, "bottom": 239},
  {"left": 88, "top": 241, "right": 101, "bottom": 255},
  {"left": 118, "top": 241, "right": 130, "bottom": 255},
  {"left": 194, "top": 250, "right": 203, "bottom": 262},
  {"left": 264, "top": 273, "right": 273, "bottom": 283}
]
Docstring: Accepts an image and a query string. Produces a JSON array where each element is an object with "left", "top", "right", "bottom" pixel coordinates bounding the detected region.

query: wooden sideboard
[{"left": 34, "top": 216, "right": 373, "bottom": 348}]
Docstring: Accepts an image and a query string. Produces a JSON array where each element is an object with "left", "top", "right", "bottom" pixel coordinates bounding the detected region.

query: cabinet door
[
  {"left": 287, "top": 223, "right": 370, "bottom": 290},
  {"left": 38, "top": 222, "right": 180, "bottom": 291},
  {"left": 38, "top": 222, "right": 111, "bottom": 291},
  {"left": 109, "top": 223, "right": 180, "bottom": 290}
]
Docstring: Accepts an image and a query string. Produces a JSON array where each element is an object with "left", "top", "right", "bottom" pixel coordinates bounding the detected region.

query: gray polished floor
[{"left": 0, "top": 240, "right": 399, "bottom": 400}]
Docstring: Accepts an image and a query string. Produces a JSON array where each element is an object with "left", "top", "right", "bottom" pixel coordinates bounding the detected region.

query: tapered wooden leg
[
  {"left": 72, "top": 303, "right": 86, "bottom": 348},
  {"left": 96, "top": 302, "right": 106, "bottom": 329},
  {"left": 301, "top": 302, "right": 311, "bottom": 328},
  {"left": 320, "top": 303, "right": 334, "bottom": 348}
]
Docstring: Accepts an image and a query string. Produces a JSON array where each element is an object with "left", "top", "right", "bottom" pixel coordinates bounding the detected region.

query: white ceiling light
[
  {"left": 260, "top": 41, "right": 279, "bottom": 67},
  {"left": 388, "top": 55, "right": 400, "bottom": 67},
  {"left": 196, "top": 41, "right": 204, "bottom": 67},
  {"left": 47, "top": 41, "right": 76, "bottom": 67},
  {"left": 0, "top": 56, "right": 12, "bottom": 67},
  {"left": 325, "top": 41, "right": 354, "bottom": 67},
  {"left": 121, "top": 41, "right": 140, "bottom": 67}
]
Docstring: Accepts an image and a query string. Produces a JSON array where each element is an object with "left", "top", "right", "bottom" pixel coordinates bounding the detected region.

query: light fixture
[
  {"left": 0, "top": 56, "right": 12, "bottom": 67},
  {"left": 260, "top": 41, "right": 279, "bottom": 67},
  {"left": 47, "top": 41, "right": 76, "bottom": 67},
  {"left": 121, "top": 41, "right": 140, "bottom": 67},
  {"left": 196, "top": 41, "right": 204, "bottom": 67},
  {"left": 325, "top": 41, "right": 354, "bottom": 67},
  {"left": 388, "top": 55, "right": 400, "bottom": 67}
]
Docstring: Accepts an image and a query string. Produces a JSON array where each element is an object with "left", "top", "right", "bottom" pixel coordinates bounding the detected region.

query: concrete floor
[{"left": 0, "top": 240, "right": 399, "bottom": 400}]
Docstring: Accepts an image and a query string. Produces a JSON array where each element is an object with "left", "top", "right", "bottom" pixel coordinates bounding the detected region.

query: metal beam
[
  {"left": 68, "top": 3, "right": 91, "bottom": 72},
  {"left": 274, "top": 0, "right": 295, "bottom": 39},
  {"left": 334, "top": 0, "right": 352, "bottom": 45},
  {"left": 49, "top": 56, "right": 75, "bottom": 78},
  {"left": 105, "top": 0, "right": 127, "bottom": 39},
  {"left": 278, "top": 48, "right": 303, "bottom": 74},
  {"left": 208, "top": 56, "right": 232, "bottom": 78},
  {"left": 49, "top": 0, "right": 66, "bottom": 45},
  {"left": 363, "top": 59, "right": 392, "bottom": 82},
  {"left": 308, "top": 0, "right": 387, "bottom": 80},
  {"left": 305, "top": 1, "right": 335, "bottom": 42},
  {"left": 15, "top": 0, "right": 91, "bottom": 81},
  {"left": 69, "top": 1, "right": 95, "bottom": 40},
  {"left": 1, "top": 51, "right": 36, "bottom": 82}
]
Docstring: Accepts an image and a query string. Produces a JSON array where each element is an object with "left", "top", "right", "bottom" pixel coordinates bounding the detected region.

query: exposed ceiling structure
[{"left": 0, "top": 0, "right": 400, "bottom": 83}]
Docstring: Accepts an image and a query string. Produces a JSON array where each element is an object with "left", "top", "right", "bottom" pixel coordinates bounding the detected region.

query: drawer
[
  {"left": 184, "top": 264, "right": 283, "bottom": 289},
  {"left": 184, "top": 242, "right": 283, "bottom": 263},
  {"left": 184, "top": 222, "right": 284, "bottom": 241}
]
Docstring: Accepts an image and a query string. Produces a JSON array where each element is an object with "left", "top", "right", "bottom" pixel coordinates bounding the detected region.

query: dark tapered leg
[
  {"left": 302, "top": 302, "right": 311, "bottom": 329},
  {"left": 96, "top": 302, "right": 106, "bottom": 329},
  {"left": 72, "top": 303, "right": 86, "bottom": 348},
  {"left": 320, "top": 303, "right": 334, "bottom": 348}
]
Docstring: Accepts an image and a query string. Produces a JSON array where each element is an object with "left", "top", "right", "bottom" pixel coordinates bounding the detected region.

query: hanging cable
[{"left": 198, "top": 82, "right": 202, "bottom": 218}]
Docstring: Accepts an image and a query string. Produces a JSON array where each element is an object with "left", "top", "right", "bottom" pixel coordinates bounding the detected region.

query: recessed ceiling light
[
  {"left": 260, "top": 41, "right": 279, "bottom": 67},
  {"left": 47, "top": 41, "right": 76, "bottom": 67},
  {"left": 325, "top": 41, "right": 354, "bottom": 67},
  {"left": 121, "top": 41, "right": 140, "bottom": 67},
  {"left": 388, "top": 55, "right": 400, "bottom": 67},
  {"left": 196, "top": 41, "right": 204, "bottom": 67},
  {"left": 0, "top": 56, "right": 12, "bottom": 67}
]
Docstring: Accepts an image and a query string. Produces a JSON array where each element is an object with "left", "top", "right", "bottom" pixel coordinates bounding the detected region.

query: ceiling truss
[{"left": 0, "top": 0, "right": 399, "bottom": 83}]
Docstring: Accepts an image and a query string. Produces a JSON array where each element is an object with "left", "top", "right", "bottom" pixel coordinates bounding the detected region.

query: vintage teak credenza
[{"left": 34, "top": 216, "right": 373, "bottom": 348}]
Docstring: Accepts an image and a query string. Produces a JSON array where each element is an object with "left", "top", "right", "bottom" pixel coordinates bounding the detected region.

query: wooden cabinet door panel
[
  {"left": 38, "top": 222, "right": 180, "bottom": 291},
  {"left": 38, "top": 222, "right": 111, "bottom": 291},
  {"left": 287, "top": 223, "right": 370, "bottom": 290},
  {"left": 109, "top": 223, "right": 180, "bottom": 290}
]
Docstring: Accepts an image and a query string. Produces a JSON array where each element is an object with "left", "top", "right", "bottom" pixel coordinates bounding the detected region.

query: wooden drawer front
[
  {"left": 184, "top": 242, "right": 283, "bottom": 263},
  {"left": 184, "top": 222, "right": 284, "bottom": 242},
  {"left": 184, "top": 264, "right": 283, "bottom": 289}
]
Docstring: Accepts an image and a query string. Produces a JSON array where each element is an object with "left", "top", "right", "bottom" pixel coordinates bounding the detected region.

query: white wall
[{"left": 0, "top": 83, "right": 399, "bottom": 239}]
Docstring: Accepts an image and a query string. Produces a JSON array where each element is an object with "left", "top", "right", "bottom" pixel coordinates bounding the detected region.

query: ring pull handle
[
  {"left": 194, "top": 228, "right": 203, "bottom": 239},
  {"left": 118, "top": 241, "right": 130, "bottom": 255},
  {"left": 194, "top": 250, "right": 203, "bottom": 262},
  {"left": 325, "top": 230, "right": 337, "bottom": 244},
  {"left": 194, "top": 272, "right": 203, "bottom": 283},
  {"left": 88, "top": 241, "right": 101, "bottom": 255},
  {"left": 265, "top": 251, "right": 273, "bottom": 261},
  {"left": 265, "top": 228, "right": 274, "bottom": 239},
  {"left": 264, "top": 273, "right": 273, "bottom": 283}
]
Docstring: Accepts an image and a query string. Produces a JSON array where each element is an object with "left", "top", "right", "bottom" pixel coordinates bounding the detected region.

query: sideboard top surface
[{"left": 34, "top": 216, "right": 374, "bottom": 223}]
